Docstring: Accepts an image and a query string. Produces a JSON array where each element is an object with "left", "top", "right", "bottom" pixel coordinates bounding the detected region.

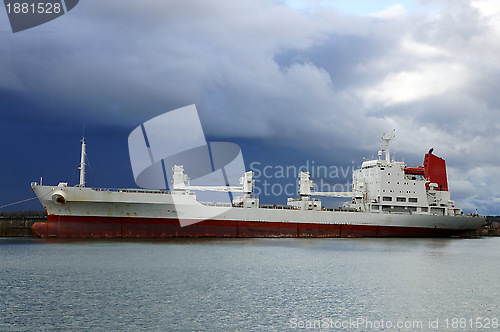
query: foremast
[{"left": 78, "top": 137, "right": 86, "bottom": 187}]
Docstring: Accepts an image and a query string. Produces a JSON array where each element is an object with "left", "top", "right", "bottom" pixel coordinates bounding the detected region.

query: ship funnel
[{"left": 423, "top": 151, "right": 448, "bottom": 191}]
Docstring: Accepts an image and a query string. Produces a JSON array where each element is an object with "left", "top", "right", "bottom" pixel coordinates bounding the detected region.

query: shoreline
[{"left": 0, "top": 217, "right": 42, "bottom": 237}]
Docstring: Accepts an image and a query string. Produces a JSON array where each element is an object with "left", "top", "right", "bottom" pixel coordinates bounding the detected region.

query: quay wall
[{"left": 0, "top": 218, "right": 44, "bottom": 237}]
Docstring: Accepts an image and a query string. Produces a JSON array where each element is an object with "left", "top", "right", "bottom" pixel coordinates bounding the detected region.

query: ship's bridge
[{"left": 361, "top": 160, "right": 380, "bottom": 169}]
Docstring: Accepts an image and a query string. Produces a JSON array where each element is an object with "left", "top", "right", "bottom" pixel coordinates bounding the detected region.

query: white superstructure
[{"left": 288, "top": 132, "right": 461, "bottom": 217}]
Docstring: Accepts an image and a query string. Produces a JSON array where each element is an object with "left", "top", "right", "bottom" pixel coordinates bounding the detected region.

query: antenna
[{"left": 381, "top": 129, "right": 395, "bottom": 162}]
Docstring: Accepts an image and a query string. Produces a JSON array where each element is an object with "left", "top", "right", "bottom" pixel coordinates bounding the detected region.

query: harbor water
[{"left": 1, "top": 237, "right": 499, "bottom": 331}]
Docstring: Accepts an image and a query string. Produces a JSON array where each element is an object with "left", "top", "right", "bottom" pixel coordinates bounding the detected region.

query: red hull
[{"left": 31, "top": 215, "right": 474, "bottom": 238}]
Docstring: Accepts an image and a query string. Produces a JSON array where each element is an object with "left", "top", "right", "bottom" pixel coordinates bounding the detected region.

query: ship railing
[
  {"left": 119, "top": 189, "right": 172, "bottom": 194},
  {"left": 260, "top": 204, "right": 296, "bottom": 210},
  {"left": 90, "top": 187, "right": 172, "bottom": 194},
  {"left": 200, "top": 202, "right": 233, "bottom": 208},
  {"left": 334, "top": 207, "right": 359, "bottom": 212}
]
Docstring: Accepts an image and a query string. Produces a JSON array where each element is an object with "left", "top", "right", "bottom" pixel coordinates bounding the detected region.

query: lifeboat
[{"left": 404, "top": 166, "right": 425, "bottom": 176}]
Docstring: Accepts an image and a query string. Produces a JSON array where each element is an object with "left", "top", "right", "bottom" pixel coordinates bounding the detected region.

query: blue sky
[{"left": 1, "top": 0, "right": 500, "bottom": 214}]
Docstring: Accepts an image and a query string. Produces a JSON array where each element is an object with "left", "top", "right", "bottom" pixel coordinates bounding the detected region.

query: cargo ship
[{"left": 31, "top": 132, "right": 485, "bottom": 238}]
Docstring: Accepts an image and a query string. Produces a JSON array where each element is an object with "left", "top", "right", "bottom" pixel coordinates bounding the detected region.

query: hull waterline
[{"left": 32, "top": 216, "right": 477, "bottom": 238}]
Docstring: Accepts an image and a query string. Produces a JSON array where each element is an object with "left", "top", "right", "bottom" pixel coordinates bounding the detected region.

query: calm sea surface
[{"left": 1, "top": 237, "right": 499, "bottom": 331}]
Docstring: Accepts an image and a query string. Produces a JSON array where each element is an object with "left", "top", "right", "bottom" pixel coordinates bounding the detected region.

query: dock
[{"left": 0, "top": 212, "right": 46, "bottom": 237}]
